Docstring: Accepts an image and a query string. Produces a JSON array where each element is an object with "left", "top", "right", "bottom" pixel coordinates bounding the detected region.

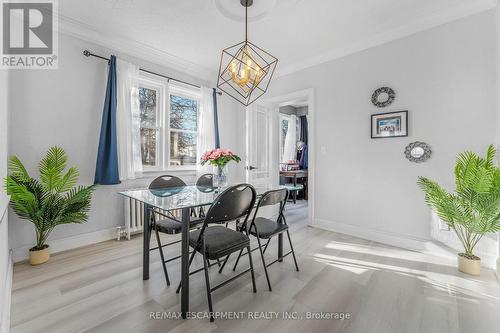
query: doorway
[{"left": 251, "top": 88, "right": 314, "bottom": 227}]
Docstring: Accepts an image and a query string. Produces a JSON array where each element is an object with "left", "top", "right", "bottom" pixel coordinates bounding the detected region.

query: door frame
[{"left": 263, "top": 88, "right": 315, "bottom": 227}]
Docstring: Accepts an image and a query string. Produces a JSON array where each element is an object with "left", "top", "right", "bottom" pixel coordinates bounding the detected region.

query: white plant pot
[{"left": 457, "top": 253, "right": 480, "bottom": 276}]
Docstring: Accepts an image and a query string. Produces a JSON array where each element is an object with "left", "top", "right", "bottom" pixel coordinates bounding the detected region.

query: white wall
[
  {"left": 0, "top": 69, "right": 11, "bottom": 333},
  {"left": 496, "top": 1, "right": 500, "bottom": 279},
  {"left": 8, "top": 33, "right": 246, "bottom": 260},
  {"left": 268, "top": 11, "right": 497, "bottom": 251}
]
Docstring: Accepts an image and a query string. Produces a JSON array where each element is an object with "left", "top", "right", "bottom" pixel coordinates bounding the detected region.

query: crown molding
[
  {"left": 56, "top": 14, "right": 216, "bottom": 81},
  {"left": 275, "top": 0, "right": 497, "bottom": 78}
]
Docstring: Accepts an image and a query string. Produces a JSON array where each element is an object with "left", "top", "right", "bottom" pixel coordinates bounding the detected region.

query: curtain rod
[{"left": 82, "top": 50, "right": 222, "bottom": 95}]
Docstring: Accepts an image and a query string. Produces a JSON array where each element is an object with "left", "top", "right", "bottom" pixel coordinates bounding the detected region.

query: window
[
  {"left": 168, "top": 93, "right": 198, "bottom": 167},
  {"left": 139, "top": 84, "right": 161, "bottom": 167},
  {"left": 138, "top": 76, "right": 200, "bottom": 171}
]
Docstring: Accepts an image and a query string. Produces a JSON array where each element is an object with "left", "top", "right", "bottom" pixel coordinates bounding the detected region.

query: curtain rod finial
[{"left": 83, "top": 50, "right": 91, "bottom": 57}]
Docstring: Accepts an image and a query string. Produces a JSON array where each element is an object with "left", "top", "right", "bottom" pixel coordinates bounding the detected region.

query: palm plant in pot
[
  {"left": 417, "top": 145, "right": 500, "bottom": 276},
  {"left": 4, "top": 147, "right": 96, "bottom": 265}
]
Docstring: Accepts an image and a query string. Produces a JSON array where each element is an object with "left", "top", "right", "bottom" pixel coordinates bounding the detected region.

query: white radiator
[
  {"left": 123, "top": 197, "right": 145, "bottom": 240},
  {"left": 121, "top": 198, "right": 177, "bottom": 240}
]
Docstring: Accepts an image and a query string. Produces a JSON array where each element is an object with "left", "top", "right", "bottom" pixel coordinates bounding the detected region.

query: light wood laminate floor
[{"left": 10, "top": 201, "right": 500, "bottom": 333}]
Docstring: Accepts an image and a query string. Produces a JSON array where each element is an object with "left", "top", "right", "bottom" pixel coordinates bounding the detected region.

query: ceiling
[{"left": 59, "top": 0, "right": 496, "bottom": 81}]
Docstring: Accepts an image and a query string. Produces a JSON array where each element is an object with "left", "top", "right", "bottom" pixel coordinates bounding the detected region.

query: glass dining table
[{"left": 119, "top": 183, "right": 299, "bottom": 318}]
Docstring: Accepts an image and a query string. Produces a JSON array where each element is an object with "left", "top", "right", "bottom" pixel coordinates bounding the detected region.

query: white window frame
[
  {"left": 138, "top": 74, "right": 200, "bottom": 172},
  {"left": 167, "top": 83, "right": 201, "bottom": 170},
  {"left": 138, "top": 77, "right": 166, "bottom": 172}
]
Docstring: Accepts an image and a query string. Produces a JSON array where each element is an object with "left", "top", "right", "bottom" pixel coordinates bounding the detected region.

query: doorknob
[{"left": 246, "top": 165, "right": 258, "bottom": 170}]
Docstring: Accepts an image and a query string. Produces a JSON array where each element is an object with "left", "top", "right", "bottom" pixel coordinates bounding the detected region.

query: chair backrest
[
  {"left": 258, "top": 189, "right": 288, "bottom": 208},
  {"left": 149, "top": 175, "right": 186, "bottom": 190},
  {"left": 204, "top": 184, "right": 256, "bottom": 226},
  {"left": 196, "top": 173, "right": 213, "bottom": 187},
  {"left": 252, "top": 188, "right": 289, "bottom": 224}
]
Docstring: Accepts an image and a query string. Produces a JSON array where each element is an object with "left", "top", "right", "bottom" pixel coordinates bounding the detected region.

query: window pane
[
  {"left": 139, "top": 87, "right": 157, "bottom": 127},
  {"left": 169, "top": 131, "right": 197, "bottom": 166},
  {"left": 170, "top": 95, "right": 198, "bottom": 131},
  {"left": 140, "top": 128, "right": 157, "bottom": 166}
]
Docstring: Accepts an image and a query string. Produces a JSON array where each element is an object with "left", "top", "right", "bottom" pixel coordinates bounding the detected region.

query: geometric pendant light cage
[{"left": 217, "top": 0, "right": 278, "bottom": 106}]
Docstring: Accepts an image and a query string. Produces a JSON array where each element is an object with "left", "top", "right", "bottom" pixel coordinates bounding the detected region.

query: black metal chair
[
  {"left": 150, "top": 174, "right": 186, "bottom": 189},
  {"left": 196, "top": 173, "right": 213, "bottom": 187},
  {"left": 233, "top": 188, "right": 299, "bottom": 291},
  {"left": 149, "top": 175, "right": 204, "bottom": 286},
  {"left": 192, "top": 173, "right": 213, "bottom": 218},
  {"left": 176, "top": 184, "right": 257, "bottom": 322},
  {"left": 194, "top": 173, "right": 237, "bottom": 233}
]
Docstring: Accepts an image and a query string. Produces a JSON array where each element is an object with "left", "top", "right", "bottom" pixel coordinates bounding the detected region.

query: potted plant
[
  {"left": 417, "top": 145, "right": 500, "bottom": 275},
  {"left": 4, "top": 147, "right": 96, "bottom": 265},
  {"left": 200, "top": 148, "right": 241, "bottom": 188}
]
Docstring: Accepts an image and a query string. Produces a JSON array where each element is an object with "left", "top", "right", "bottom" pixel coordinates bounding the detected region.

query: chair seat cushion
[
  {"left": 249, "top": 217, "right": 288, "bottom": 239},
  {"left": 189, "top": 226, "right": 250, "bottom": 260},
  {"left": 155, "top": 218, "right": 182, "bottom": 234},
  {"left": 155, "top": 216, "right": 204, "bottom": 235}
]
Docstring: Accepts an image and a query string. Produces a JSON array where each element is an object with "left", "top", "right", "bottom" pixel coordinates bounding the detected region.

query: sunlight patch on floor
[
  {"left": 313, "top": 257, "right": 370, "bottom": 275},
  {"left": 312, "top": 252, "right": 500, "bottom": 301},
  {"left": 323, "top": 240, "right": 455, "bottom": 267}
]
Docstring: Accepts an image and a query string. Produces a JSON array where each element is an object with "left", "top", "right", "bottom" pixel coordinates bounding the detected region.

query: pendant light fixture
[{"left": 217, "top": 0, "right": 278, "bottom": 106}]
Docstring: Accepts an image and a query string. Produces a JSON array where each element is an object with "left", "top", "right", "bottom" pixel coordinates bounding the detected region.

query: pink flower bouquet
[{"left": 200, "top": 148, "right": 241, "bottom": 168}]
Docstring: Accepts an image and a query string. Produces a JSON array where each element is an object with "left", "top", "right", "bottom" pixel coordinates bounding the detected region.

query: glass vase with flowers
[{"left": 200, "top": 148, "right": 241, "bottom": 189}]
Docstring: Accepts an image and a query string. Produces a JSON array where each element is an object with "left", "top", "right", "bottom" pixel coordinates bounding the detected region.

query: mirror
[
  {"left": 377, "top": 92, "right": 390, "bottom": 103},
  {"left": 405, "top": 142, "right": 431, "bottom": 163},
  {"left": 410, "top": 147, "right": 425, "bottom": 158},
  {"left": 371, "top": 87, "right": 395, "bottom": 108}
]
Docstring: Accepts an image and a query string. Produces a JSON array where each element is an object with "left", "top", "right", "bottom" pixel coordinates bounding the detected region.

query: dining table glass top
[{"left": 119, "top": 184, "right": 300, "bottom": 211}]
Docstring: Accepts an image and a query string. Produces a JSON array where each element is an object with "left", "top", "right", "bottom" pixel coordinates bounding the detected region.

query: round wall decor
[
  {"left": 371, "top": 87, "right": 395, "bottom": 108},
  {"left": 405, "top": 142, "right": 432, "bottom": 163}
]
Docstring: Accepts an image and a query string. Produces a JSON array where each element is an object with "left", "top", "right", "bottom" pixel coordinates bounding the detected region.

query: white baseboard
[
  {"left": 313, "top": 218, "right": 497, "bottom": 269},
  {"left": 313, "top": 218, "right": 430, "bottom": 251},
  {"left": 0, "top": 250, "right": 12, "bottom": 333},
  {"left": 12, "top": 227, "right": 118, "bottom": 263}
]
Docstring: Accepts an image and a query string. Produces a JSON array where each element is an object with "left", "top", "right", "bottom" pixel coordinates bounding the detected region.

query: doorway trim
[{"left": 263, "top": 88, "right": 315, "bottom": 226}]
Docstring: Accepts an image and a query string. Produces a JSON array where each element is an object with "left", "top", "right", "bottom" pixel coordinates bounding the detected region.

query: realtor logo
[{"left": 1, "top": 0, "right": 58, "bottom": 69}]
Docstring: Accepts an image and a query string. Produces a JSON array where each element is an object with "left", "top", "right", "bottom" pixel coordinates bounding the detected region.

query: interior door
[{"left": 245, "top": 103, "right": 278, "bottom": 187}]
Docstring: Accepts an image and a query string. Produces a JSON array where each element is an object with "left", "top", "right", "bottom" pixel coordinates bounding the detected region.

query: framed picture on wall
[{"left": 371, "top": 110, "right": 408, "bottom": 139}]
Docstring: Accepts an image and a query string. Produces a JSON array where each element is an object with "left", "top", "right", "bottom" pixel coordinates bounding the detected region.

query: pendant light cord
[{"left": 245, "top": 1, "right": 248, "bottom": 42}]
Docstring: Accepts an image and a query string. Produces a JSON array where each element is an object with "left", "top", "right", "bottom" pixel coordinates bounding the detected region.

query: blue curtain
[
  {"left": 94, "top": 55, "right": 120, "bottom": 185},
  {"left": 299, "top": 115, "right": 308, "bottom": 169},
  {"left": 299, "top": 115, "right": 308, "bottom": 145},
  {"left": 212, "top": 88, "right": 221, "bottom": 148}
]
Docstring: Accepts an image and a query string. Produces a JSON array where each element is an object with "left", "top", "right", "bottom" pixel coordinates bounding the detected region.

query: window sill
[{"left": 141, "top": 168, "right": 198, "bottom": 177}]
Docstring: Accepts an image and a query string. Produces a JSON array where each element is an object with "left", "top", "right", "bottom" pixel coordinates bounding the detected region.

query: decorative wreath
[
  {"left": 371, "top": 87, "right": 395, "bottom": 108},
  {"left": 404, "top": 141, "right": 432, "bottom": 163}
]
